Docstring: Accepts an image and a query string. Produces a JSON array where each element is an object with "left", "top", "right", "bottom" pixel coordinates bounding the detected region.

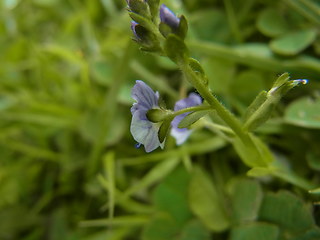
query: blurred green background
[{"left": 0, "top": 0, "right": 319, "bottom": 239}]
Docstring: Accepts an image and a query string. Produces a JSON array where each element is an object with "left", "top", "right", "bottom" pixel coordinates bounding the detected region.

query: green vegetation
[{"left": 0, "top": 0, "right": 319, "bottom": 239}]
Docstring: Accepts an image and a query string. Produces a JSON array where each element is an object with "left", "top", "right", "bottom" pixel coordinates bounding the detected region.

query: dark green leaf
[
  {"left": 152, "top": 166, "right": 192, "bottom": 226},
  {"left": 259, "top": 191, "right": 315, "bottom": 235},
  {"left": 230, "top": 222, "right": 279, "bottom": 240},
  {"left": 228, "top": 178, "right": 263, "bottom": 224}
]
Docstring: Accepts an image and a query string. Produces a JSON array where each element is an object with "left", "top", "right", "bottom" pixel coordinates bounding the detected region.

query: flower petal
[
  {"left": 174, "top": 93, "right": 202, "bottom": 111},
  {"left": 130, "top": 111, "right": 161, "bottom": 152},
  {"left": 131, "top": 80, "right": 159, "bottom": 110},
  {"left": 170, "top": 127, "right": 192, "bottom": 145},
  {"left": 170, "top": 93, "right": 202, "bottom": 145}
]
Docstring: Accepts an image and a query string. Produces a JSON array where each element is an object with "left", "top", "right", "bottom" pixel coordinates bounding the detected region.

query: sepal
[
  {"left": 178, "top": 110, "right": 209, "bottom": 128},
  {"left": 158, "top": 117, "right": 172, "bottom": 143},
  {"left": 188, "top": 58, "right": 208, "bottom": 86},
  {"left": 127, "top": 0, "right": 151, "bottom": 18},
  {"left": 164, "top": 34, "right": 188, "bottom": 63},
  {"left": 146, "top": 108, "right": 170, "bottom": 122}
]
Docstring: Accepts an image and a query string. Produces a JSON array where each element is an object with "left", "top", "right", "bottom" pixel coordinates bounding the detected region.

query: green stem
[{"left": 178, "top": 61, "right": 249, "bottom": 142}]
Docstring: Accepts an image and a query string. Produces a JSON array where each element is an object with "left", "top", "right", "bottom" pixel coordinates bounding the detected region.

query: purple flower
[
  {"left": 170, "top": 93, "right": 202, "bottom": 145},
  {"left": 159, "top": 4, "right": 180, "bottom": 29},
  {"left": 130, "top": 80, "right": 164, "bottom": 152},
  {"left": 131, "top": 21, "right": 140, "bottom": 39}
]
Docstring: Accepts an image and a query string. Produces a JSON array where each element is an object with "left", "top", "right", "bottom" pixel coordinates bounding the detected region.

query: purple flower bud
[
  {"left": 159, "top": 4, "right": 180, "bottom": 29},
  {"left": 131, "top": 21, "right": 140, "bottom": 39}
]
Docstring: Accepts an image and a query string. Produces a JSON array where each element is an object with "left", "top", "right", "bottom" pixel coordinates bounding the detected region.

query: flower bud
[{"left": 159, "top": 4, "right": 180, "bottom": 29}]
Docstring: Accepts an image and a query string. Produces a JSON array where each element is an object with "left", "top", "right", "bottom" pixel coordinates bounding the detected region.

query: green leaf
[
  {"left": 202, "top": 57, "right": 235, "bottom": 95},
  {"left": 178, "top": 110, "right": 209, "bottom": 129},
  {"left": 188, "top": 167, "right": 230, "bottom": 232},
  {"left": 233, "top": 134, "right": 274, "bottom": 168},
  {"left": 230, "top": 222, "right": 279, "bottom": 240},
  {"left": 230, "top": 70, "right": 266, "bottom": 105},
  {"left": 291, "top": 227, "right": 320, "bottom": 240},
  {"left": 284, "top": 97, "right": 320, "bottom": 129},
  {"left": 179, "top": 220, "right": 211, "bottom": 240},
  {"left": 153, "top": 166, "right": 192, "bottom": 225},
  {"left": 270, "top": 29, "right": 317, "bottom": 56},
  {"left": 141, "top": 213, "right": 180, "bottom": 240},
  {"left": 258, "top": 191, "right": 315, "bottom": 235},
  {"left": 228, "top": 178, "right": 263, "bottom": 224},
  {"left": 256, "top": 8, "right": 289, "bottom": 37},
  {"left": 164, "top": 34, "right": 188, "bottom": 63}
]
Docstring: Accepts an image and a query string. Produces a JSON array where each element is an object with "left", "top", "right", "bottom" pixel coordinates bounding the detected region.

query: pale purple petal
[
  {"left": 131, "top": 80, "right": 159, "bottom": 115},
  {"left": 130, "top": 111, "right": 161, "bottom": 152},
  {"left": 170, "top": 127, "right": 191, "bottom": 145},
  {"left": 130, "top": 80, "right": 162, "bottom": 152},
  {"left": 174, "top": 93, "right": 202, "bottom": 111},
  {"left": 170, "top": 93, "right": 202, "bottom": 145}
]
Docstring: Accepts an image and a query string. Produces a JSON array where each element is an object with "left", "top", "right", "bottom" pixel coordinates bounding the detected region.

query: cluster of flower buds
[{"left": 126, "top": 0, "right": 188, "bottom": 52}]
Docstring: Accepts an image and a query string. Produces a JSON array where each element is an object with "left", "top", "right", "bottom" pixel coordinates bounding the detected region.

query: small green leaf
[
  {"left": 178, "top": 110, "right": 209, "bottom": 129},
  {"left": 270, "top": 29, "right": 317, "bottom": 56},
  {"left": 259, "top": 191, "right": 315, "bottom": 235},
  {"left": 189, "top": 167, "right": 230, "bottom": 232},
  {"left": 256, "top": 8, "right": 289, "bottom": 37},
  {"left": 284, "top": 97, "right": 320, "bottom": 129},
  {"left": 164, "top": 34, "right": 188, "bottom": 63},
  {"left": 230, "top": 222, "right": 279, "bottom": 240},
  {"left": 228, "top": 178, "right": 263, "bottom": 224}
]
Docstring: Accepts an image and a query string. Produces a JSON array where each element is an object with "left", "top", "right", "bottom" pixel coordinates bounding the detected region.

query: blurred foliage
[{"left": 0, "top": 0, "right": 319, "bottom": 239}]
